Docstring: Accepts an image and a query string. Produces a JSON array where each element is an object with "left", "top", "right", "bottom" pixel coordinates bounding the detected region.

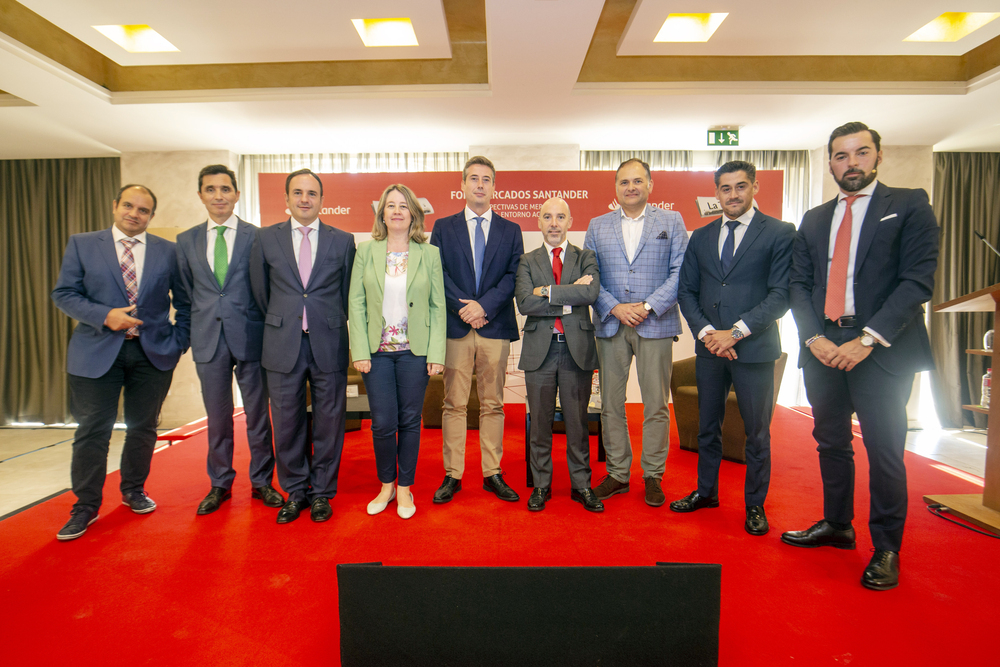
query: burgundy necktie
[
  {"left": 120, "top": 238, "right": 139, "bottom": 337},
  {"left": 552, "top": 247, "right": 563, "bottom": 334},
  {"left": 825, "top": 194, "right": 866, "bottom": 321}
]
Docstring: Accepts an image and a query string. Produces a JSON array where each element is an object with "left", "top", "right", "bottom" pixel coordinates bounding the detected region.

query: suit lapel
[
  {"left": 631, "top": 206, "right": 656, "bottom": 263},
  {"left": 138, "top": 235, "right": 162, "bottom": 299},
  {"left": 370, "top": 239, "right": 387, "bottom": 297},
  {"left": 457, "top": 213, "right": 476, "bottom": 276},
  {"left": 481, "top": 214, "right": 502, "bottom": 279},
  {"left": 100, "top": 229, "right": 129, "bottom": 301},
  {"left": 817, "top": 198, "right": 839, "bottom": 284},
  {"left": 226, "top": 220, "right": 253, "bottom": 288},
  {"left": 276, "top": 220, "right": 299, "bottom": 286},
  {"left": 708, "top": 218, "right": 725, "bottom": 277},
  {"left": 532, "top": 246, "right": 552, "bottom": 285},
  {"left": 725, "top": 211, "right": 765, "bottom": 277},
  {"left": 855, "top": 184, "right": 891, "bottom": 274},
  {"left": 310, "top": 222, "right": 334, "bottom": 289},
  {"left": 193, "top": 222, "right": 216, "bottom": 286},
  {"left": 611, "top": 212, "right": 628, "bottom": 263},
  {"left": 405, "top": 240, "right": 421, "bottom": 295},
  {"left": 560, "top": 244, "right": 579, "bottom": 284}
]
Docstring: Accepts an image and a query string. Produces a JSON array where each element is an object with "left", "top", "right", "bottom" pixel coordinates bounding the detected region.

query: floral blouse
[{"left": 378, "top": 251, "right": 410, "bottom": 352}]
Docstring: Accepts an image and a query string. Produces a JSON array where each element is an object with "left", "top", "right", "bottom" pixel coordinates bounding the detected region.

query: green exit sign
[{"left": 708, "top": 129, "right": 739, "bottom": 146}]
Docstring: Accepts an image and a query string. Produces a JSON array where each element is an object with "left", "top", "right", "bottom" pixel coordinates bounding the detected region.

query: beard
[{"left": 835, "top": 168, "right": 877, "bottom": 193}]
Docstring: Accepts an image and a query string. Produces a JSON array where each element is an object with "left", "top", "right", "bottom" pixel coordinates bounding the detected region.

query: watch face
[{"left": 861, "top": 334, "right": 874, "bottom": 347}]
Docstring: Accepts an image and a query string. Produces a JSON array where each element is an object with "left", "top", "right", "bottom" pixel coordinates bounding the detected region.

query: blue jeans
[{"left": 362, "top": 350, "right": 430, "bottom": 486}]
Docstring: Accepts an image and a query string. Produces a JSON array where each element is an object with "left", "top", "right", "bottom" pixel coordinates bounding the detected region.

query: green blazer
[{"left": 348, "top": 239, "right": 447, "bottom": 365}]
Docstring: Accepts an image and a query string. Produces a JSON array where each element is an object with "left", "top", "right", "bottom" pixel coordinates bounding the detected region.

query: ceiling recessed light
[
  {"left": 93, "top": 25, "right": 178, "bottom": 53},
  {"left": 352, "top": 18, "right": 419, "bottom": 47},
  {"left": 653, "top": 13, "right": 728, "bottom": 43},
  {"left": 904, "top": 12, "right": 1000, "bottom": 42}
]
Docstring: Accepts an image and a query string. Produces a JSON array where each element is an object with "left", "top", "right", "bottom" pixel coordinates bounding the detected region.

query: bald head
[{"left": 537, "top": 197, "right": 572, "bottom": 247}]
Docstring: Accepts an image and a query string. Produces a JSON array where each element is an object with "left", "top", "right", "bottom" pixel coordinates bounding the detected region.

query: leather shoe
[
  {"left": 252, "top": 484, "right": 285, "bottom": 508},
  {"left": 644, "top": 477, "right": 665, "bottom": 507},
  {"left": 571, "top": 488, "right": 605, "bottom": 513},
  {"left": 669, "top": 490, "right": 720, "bottom": 513},
  {"left": 780, "top": 520, "right": 856, "bottom": 549},
  {"left": 745, "top": 505, "right": 769, "bottom": 535},
  {"left": 593, "top": 475, "right": 629, "bottom": 500},
  {"left": 196, "top": 487, "right": 231, "bottom": 515},
  {"left": 527, "top": 487, "right": 551, "bottom": 512},
  {"left": 483, "top": 474, "right": 520, "bottom": 502},
  {"left": 310, "top": 497, "right": 332, "bottom": 522},
  {"left": 433, "top": 476, "right": 462, "bottom": 504},
  {"left": 276, "top": 500, "right": 304, "bottom": 524},
  {"left": 861, "top": 549, "right": 900, "bottom": 591}
]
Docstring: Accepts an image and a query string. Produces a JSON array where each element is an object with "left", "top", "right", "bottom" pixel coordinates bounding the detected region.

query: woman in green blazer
[{"left": 349, "top": 184, "right": 446, "bottom": 519}]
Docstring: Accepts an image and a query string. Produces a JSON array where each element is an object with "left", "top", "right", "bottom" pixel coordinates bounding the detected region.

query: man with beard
[{"left": 782, "top": 122, "right": 939, "bottom": 591}]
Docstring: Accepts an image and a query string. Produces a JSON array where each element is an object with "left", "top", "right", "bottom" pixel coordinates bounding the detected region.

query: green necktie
[{"left": 213, "top": 225, "right": 229, "bottom": 287}]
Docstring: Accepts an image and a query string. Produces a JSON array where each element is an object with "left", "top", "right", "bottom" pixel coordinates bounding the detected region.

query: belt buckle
[
  {"left": 554, "top": 333, "right": 566, "bottom": 343},
  {"left": 837, "top": 316, "right": 857, "bottom": 328}
]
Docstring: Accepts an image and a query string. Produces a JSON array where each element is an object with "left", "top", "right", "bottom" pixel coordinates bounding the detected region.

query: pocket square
[
  {"left": 656, "top": 231, "right": 670, "bottom": 239},
  {"left": 880, "top": 213, "right": 898, "bottom": 221}
]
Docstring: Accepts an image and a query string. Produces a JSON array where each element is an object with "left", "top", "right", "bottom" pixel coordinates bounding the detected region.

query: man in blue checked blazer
[{"left": 584, "top": 158, "right": 688, "bottom": 507}]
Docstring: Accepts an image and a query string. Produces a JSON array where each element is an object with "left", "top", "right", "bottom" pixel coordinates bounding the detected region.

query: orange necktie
[{"left": 824, "top": 194, "right": 866, "bottom": 321}]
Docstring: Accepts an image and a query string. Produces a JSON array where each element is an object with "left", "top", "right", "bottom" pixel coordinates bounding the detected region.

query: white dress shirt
[
  {"left": 620, "top": 207, "right": 646, "bottom": 263},
  {"left": 206, "top": 214, "right": 237, "bottom": 271},
  {"left": 542, "top": 239, "right": 572, "bottom": 315},
  {"left": 111, "top": 226, "right": 147, "bottom": 292}
]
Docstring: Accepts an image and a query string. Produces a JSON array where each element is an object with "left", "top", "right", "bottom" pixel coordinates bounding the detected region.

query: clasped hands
[
  {"left": 702, "top": 329, "right": 738, "bottom": 361},
  {"left": 458, "top": 299, "right": 488, "bottom": 329},
  {"left": 809, "top": 336, "right": 871, "bottom": 371},
  {"left": 611, "top": 301, "right": 648, "bottom": 329}
]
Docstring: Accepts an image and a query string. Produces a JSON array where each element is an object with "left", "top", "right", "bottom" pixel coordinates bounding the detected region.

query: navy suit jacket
[
  {"left": 52, "top": 228, "right": 191, "bottom": 378},
  {"left": 176, "top": 217, "right": 265, "bottom": 364},
  {"left": 678, "top": 210, "right": 795, "bottom": 364},
  {"left": 429, "top": 210, "right": 523, "bottom": 341},
  {"left": 790, "top": 182, "right": 939, "bottom": 375},
  {"left": 250, "top": 219, "right": 356, "bottom": 374}
]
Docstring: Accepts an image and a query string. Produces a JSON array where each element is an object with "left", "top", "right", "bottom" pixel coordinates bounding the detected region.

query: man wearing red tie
[{"left": 784, "top": 122, "right": 940, "bottom": 590}]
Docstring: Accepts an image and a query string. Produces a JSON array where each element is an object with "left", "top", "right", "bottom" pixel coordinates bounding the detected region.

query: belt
[
  {"left": 552, "top": 333, "right": 566, "bottom": 343},
  {"left": 826, "top": 316, "right": 857, "bottom": 328}
]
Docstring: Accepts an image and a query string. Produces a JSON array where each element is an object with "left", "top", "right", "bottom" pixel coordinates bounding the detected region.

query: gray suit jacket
[
  {"left": 176, "top": 217, "right": 265, "bottom": 363},
  {"left": 515, "top": 244, "right": 600, "bottom": 372}
]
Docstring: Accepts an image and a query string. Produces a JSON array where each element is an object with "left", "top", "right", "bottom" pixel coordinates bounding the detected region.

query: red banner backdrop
[{"left": 257, "top": 170, "right": 784, "bottom": 232}]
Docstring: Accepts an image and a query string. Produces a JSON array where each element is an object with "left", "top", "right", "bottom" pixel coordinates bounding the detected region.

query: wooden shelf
[
  {"left": 966, "top": 349, "right": 994, "bottom": 357},
  {"left": 963, "top": 404, "right": 990, "bottom": 414}
]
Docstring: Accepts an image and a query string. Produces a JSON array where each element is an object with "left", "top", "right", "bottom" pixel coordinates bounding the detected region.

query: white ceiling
[{"left": 1, "top": 0, "right": 999, "bottom": 159}]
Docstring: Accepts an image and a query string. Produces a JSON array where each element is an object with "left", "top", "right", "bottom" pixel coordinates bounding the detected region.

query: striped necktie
[{"left": 120, "top": 238, "right": 140, "bottom": 337}]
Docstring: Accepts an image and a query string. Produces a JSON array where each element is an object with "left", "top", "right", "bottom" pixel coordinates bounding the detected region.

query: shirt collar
[
  {"left": 211, "top": 214, "right": 238, "bottom": 230},
  {"left": 543, "top": 239, "right": 569, "bottom": 256},
  {"left": 293, "top": 218, "right": 320, "bottom": 232},
  {"left": 838, "top": 179, "right": 878, "bottom": 203},
  {"left": 111, "top": 225, "right": 147, "bottom": 245},
  {"left": 723, "top": 206, "right": 757, "bottom": 227},
  {"left": 465, "top": 206, "right": 492, "bottom": 224},
  {"left": 620, "top": 205, "right": 647, "bottom": 224}
]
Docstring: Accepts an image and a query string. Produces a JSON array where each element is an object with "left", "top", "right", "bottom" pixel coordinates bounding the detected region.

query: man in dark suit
[
  {"left": 51, "top": 184, "right": 191, "bottom": 541},
  {"left": 250, "top": 169, "right": 356, "bottom": 524},
  {"left": 429, "top": 156, "right": 524, "bottom": 504},
  {"left": 515, "top": 198, "right": 604, "bottom": 513},
  {"left": 783, "top": 122, "right": 940, "bottom": 591},
  {"left": 670, "top": 161, "right": 795, "bottom": 536},
  {"left": 176, "top": 165, "right": 282, "bottom": 516}
]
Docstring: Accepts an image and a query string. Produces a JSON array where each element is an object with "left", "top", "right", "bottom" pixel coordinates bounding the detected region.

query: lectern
[{"left": 927, "top": 283, "right": 1000, "bottom": 533}]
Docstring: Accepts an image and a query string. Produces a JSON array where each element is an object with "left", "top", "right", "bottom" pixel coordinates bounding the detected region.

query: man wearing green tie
[{"left": 176, "top": 165, "right": 283, "bottom": 515}]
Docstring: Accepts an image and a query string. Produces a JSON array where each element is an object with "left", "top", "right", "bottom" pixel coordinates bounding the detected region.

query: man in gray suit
[
  {"left": 250, "top": 169, "right": 356, "bottom": 524},
  {"left": 176, "top": 165, "right": 283, "bottom": 516},
  {"left": 516, "top": 198, "right": 604, "bottom": 513}
]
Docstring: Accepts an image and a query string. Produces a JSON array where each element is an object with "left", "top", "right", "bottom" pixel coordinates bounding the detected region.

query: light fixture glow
[
  {"left": 93, "top": 25, "right": 178, "bottom": 53},
  {"left": 653, "top": 13, "right": 728, "bottom": 43},
  {"left": 904, "top": 12, "right": 1000, "bottom": 42},
  {"left": 352, "top": 18, "right": 419, "bottom": 47}
]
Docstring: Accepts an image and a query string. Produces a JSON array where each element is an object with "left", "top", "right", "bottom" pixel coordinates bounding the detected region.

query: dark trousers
[
  {"left": 195, "top": 328, "right": 274, "bottom": 489},
  {"left": 525, "top": 340, "right": 593, "bottom": 490},
  {"left": 267, "top": 334, "right": 346, "bottom": 503},
  {"left": 695, "top": 355, "right": 775, "bottom": 507},
  {"left": 68, "top": 339, "right": 174, "bottom": 512},
  {"left": 361, "top": 350, "right": 429, "bottom": 487},
  {"left": 803, "top": 323, "right": 914, "bottom": 552}
]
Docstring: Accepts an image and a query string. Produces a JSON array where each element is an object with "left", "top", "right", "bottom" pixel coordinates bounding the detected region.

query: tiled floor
[{"left": 0, "top": 420, "right": 988, "bottom": 520}]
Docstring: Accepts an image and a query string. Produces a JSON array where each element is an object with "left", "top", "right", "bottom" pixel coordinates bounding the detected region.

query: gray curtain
[
  {"left": 930, "top": 152, "right": 1000, "bottom": 428},
  {"left": 581, "top": 150, "right": 693, "bottom": 171},
  {"left": 0, "top": 157, "right": 121, "bottom": 425}
]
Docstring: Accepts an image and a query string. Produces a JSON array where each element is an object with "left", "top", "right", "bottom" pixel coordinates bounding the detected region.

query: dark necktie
[
  {"left": 213, "top": 225, "right": 228, "bottom": 287},
  {"left": 552, "top": 247, "right": 563, "bottom": 334},
  {"left": 120, "top": 238, "right": 139, "bottom": 337},
  {"left": 825, "top": 194, "right": 866, "bottom": 321},
  {"left": 474, "top": 216, "right": 486, "bottom": 292},
  {"left": 721, "top": 219, "right": 740, "bottom": 273}
]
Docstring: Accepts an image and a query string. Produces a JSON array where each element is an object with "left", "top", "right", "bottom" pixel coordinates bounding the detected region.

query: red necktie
[
  {"left": 825, "top": 194, "right": 866, "bottom": 321},
  {"left": 120, "top": 238, "right": 139, "bottom": 337},
  {"left": 552, "top": 247, "right": 563, "bottom": 334}
]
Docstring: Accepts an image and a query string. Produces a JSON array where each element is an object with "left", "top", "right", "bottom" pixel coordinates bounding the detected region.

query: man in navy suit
[
  {"left": 783, "top": 122, "right": 940, "bottom": 591},
  {"left": 176, "top": 165, "right": 282, "bottom": 516},
  {"left": 51, "top": 184, "right": 191, "bottom": 540},
  {"left": 429, "top": 156, "right": 524, "bottom": 504},
  {"left": 250, "top": 169, "right": 356, "bottom": 524},
  {"left": 670, "top": 161, "right": 795, "bottom": 536}
]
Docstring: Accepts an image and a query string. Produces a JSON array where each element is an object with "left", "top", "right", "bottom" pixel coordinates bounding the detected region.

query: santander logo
[{"left": 608, "top": 199, "right": 621, "bottom": 211}]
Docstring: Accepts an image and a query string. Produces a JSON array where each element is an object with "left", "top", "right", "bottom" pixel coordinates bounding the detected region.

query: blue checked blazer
[{"left": 584, "top": 205, "right": 688, "bottom": 339}]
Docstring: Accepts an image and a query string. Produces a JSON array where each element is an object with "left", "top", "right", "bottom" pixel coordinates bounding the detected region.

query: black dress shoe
[
  {"left": 483, "top": 473, "right": 520, "bottom": 502},
  {"left": 527, "top": 487, "right": 551, "bottom": 512},
  {"left": 433, "top": 476, "right": 462, "bottom": 504},
  {"left": 862, "top": 549, "right": 900, "bottom": 590},
  {"left": 780, "top": 520, "right": 856, "bottom": 549},
  {"left": 276, "top": 500, "right": 304, "bottom": 524},
  {"left": 571, "top": 488, "right": 605, "bottom": 513},
  {"left": 745, "top": 505, "right": 769, "bottom": 535},
  {"left": 310, "top": 497, "right": 332, "bottom": 522},
  {"left": 197, "top": 487, "right": 232, "bottom": 515},
  {"left": 252, "top": 484, "right": 285, "bottom": 508},
  {"left": 669, "top": 490, "right": 720, "bottom": 513}
]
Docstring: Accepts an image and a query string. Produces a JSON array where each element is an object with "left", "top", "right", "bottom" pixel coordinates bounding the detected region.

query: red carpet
[{"left": 1, "top": 405, "right": 995, "bottom": 666}]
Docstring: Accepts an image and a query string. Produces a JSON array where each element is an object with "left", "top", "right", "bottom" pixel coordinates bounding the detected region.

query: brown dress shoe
[
  {"left": 593, "top": 475, "right": 629, "bottom": 500},
  {"left": 643, "top": 477, "right": 665, "bottom": 507}
]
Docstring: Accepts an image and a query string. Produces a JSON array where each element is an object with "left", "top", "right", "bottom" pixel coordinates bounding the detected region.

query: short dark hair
[
  {"left": 462, "top": 156, "right": 496, "bottom": 182},
  {"left": 714, "top": 160, "right": 756, "bottom": 186},
  {"left": 828, "top": 122, "right": 881, "bottom": 157},
  {"left": 114, "top": 184, "right": 157, "bottom": 215},
  {"left": 285, "top": 168, "right": 323, "bottom": 196},
  {"left": 198, "top": 164, "right": 238, "bottom": 191},
  {"left": 615, "top": 158, "right": 651, "bottom": 182}
]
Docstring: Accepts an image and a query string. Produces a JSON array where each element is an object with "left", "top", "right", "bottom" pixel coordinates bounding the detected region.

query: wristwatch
[
  {"left": 642, "top": 301, "right": 652, "bottom": 312},
  {"left": 859, "top": 333, "right": 876, "bottom": 348},
  {"left": 731, "top": 326, "right": 745, "bottom": 341},
  {"left": 540, "top": 286, "right": 549, "bottom": 297}
]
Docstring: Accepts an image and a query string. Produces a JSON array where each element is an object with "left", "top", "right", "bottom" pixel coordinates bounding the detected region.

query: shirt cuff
[
  {"left": 734, "top": 319, "right": 751, "bottom": 337},
  {"left": 698, "top": 325, "right": 715, "bottom": 341},
  {"left": 864, "top": 326, "right": 890, "bottom": 348}
]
